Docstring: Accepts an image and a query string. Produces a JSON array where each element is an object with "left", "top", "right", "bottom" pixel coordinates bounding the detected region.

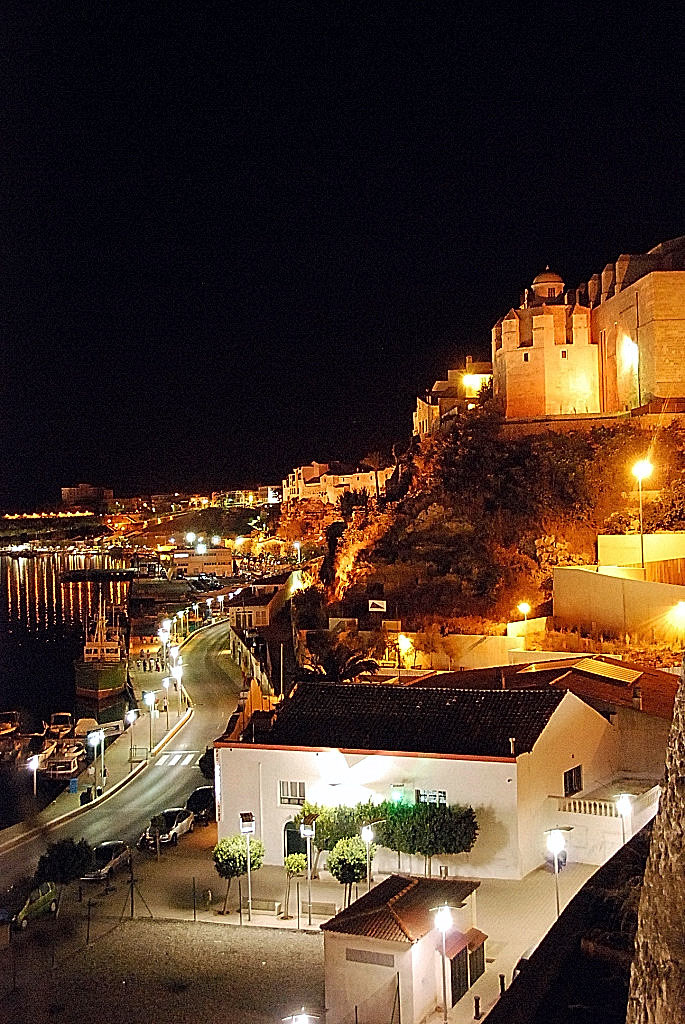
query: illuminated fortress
[{"left": 492, "top": 236, "right": 685, "bottom": 421}]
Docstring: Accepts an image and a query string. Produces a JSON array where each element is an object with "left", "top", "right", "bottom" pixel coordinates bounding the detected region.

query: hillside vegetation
[{"left": 327, "top": 411, "right": 685, "bottom": 627}]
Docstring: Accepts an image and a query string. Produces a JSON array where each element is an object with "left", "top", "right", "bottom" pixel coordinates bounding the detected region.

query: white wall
[
  {"left": 553, "top": 565, "right": 685, "bottom": 638},
  {"left": 598, "top": 532, "right": 685, "bottom": 566},
  {"left": 515, "top": 693, "right": 617, "bottom": 874},
  {"left": 216, "top": 744, "right": 522, "bottom": 878},
  {"left": 324, "top": 931, "right": 409, "bottom": 1024}
]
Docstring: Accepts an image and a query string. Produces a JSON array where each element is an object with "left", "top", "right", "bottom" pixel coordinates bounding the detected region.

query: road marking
[
  {"left": 153, "top": 749, "right": 201, "bottom": 768},
  {"left": 169, "top": 754, "right": 182, "bottom": 765},
  {"left": 181, "top": 753, "right": 194, "bottom": 765},
  {"left": 157, "top": 754, "right": 169, "bottom": 766}
]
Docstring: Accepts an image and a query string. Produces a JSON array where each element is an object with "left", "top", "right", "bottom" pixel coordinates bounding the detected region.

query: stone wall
[{"left": 626, "top": 668, "right": 685, "bottom": 1022}]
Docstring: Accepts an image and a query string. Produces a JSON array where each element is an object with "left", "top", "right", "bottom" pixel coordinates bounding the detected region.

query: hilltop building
[
  {"left": 492, "top": 236, "right": 685, "bottom": 422},
  {"left": 413, "top": 355, "right": 492, "bottom": 440},
  {"left": 282, "top": 461, "right": 395, "bottom": 505}
]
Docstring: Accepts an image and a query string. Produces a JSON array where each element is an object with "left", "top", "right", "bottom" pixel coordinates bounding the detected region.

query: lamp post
[
  {"left": 172, "top": 663, "right": 183, "bottom": 715},
  {"left": 517, "top": 601, "right": 531, "bottom": 624},
  {"left": 240, "top": 812, "right": 256, "bottom": 922},
  {"left": 144, "top": 691, "right": 155, "bottom": 752},
  {"left": 632, "top": 458, "right": 653, "bottom": 577},
  {"left": 300, "top": 813, "right": 318, "bottom": 926},
  {"left": 293, "top": 541, "right": 302, "bottom": 564},
  {"left": 545, "top": 828, "right": 572, "bottom": 920},
  {"left": 616, "top": 793, "right": 632, "bottom": 845},
  {"left": 88, "top": 729, "right": 104, "bottom": 793},
  {"left": 125, "top": 709, "right": 137, "bottom": 766},
  {"left": 163, "top": 678, "right": 170, "bottom": 731},
  {"left": 361, "top": 824, "right": 374, "bottom": 893},
  {"left": 434, "top": 904, "right": 453, "bottom": 1024},
  {"left": 218, "top": 594, "right": 225, "bottom": 616},
  {"left": 206, "top": 597, "right": 213, "bottom": 622},
  {"left": 27, "top": 753, "right": 39, "bottom": 798}
]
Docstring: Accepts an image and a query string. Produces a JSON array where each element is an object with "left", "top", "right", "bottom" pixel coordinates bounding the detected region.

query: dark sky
[{"left": 1, "top": 2, "right": 683, "bottom": 507}]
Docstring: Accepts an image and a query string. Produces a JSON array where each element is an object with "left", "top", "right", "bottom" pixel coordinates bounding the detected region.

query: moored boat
[{"left": 74, "top": 608, "right": 127, "bottom": 701}]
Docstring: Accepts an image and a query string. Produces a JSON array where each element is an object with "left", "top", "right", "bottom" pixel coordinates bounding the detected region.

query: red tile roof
[{"left": 321, "top": 875, "right": 480, "bottom": 943}]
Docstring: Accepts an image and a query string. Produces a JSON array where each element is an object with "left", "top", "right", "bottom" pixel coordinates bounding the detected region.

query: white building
[
  {"left": 282, "top": 462, "right": 395, "bottom": 505},
  {"left": 323, "top": 875, "right": 484, "bottom": 1024},
  {"left": 173, "top": 547, "right": 235, "bottom": 577},
  {"left": 214, "top": 682, "right": 639, "bottom": 880}
]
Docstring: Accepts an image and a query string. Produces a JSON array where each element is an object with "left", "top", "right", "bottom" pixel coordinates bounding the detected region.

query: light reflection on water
[{"left": 1, "top": 552, "right": 129, "bottom": 636}]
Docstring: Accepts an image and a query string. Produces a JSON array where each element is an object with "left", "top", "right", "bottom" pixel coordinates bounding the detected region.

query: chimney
[{"left": 509, "top": 737, "right": 516, "bottom": 756}]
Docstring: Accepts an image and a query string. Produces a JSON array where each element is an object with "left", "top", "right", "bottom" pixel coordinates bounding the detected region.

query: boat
[
  {"left": 23, "top": 734, "right": 57, "bottom": 767},
  {"left": 74, "top": 607, "right": 127, "bottom": 701},
  {"left": 0, "top": 711, "right": 21, "bottom": 737},
  {"left": 40, "top": 741, "right": 85, "bottom": 778},
  {"left": 47, "top": 712, "right": 73, "bottom": 740}
]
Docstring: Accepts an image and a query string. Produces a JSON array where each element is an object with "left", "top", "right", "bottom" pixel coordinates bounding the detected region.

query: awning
[
  {"left": 437, "top": 929, "right": 468, "bottom": 959},
  {"left": 466, "top": 928, "right": 488, "bottom": 952}
]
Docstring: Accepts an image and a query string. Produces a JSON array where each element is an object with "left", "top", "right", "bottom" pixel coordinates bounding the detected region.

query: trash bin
[{"left": 80, "top": 787, "right": 93, "bottom": 805}]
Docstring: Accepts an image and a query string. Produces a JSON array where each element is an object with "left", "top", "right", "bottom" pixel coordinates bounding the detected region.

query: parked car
[
  {"left": 186, "top": 786, "right": 215, "bottom": 825},
  {"left": 1, "top": 881, "right": 59, "bottom": 930},
  {"left": 81, "top": 841, "right": 131, "bottom": 882},
  {"left": 137, "top": 808, "right": 194, "bottom": 849}
]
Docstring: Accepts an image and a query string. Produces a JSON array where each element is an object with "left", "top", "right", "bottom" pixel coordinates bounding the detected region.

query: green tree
[
  {"left": 411, "top": 803, "right": 479, "bottom": 875},
  {"left": 34, "top": 838, "right": 93, "bottom": 887},
  {"left": 327, "top": 836, "right": 374, "bottom": 907},
  {"left": 198, "top": 747, "right": 214, "bottom": 781},
  {"left": 282, "top": 853, "right": 307, "bottom": 919},
  {"left": 213, "top": 835, "right": 265, "bottom": 914}
]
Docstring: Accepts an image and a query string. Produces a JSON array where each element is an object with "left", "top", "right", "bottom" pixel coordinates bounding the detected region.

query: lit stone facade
[
  {"left": 492, "top": 237, "right": 685, "bottom": 421},
  {"left": 413, "top": 355, "right": 492, "bottom": 439}
]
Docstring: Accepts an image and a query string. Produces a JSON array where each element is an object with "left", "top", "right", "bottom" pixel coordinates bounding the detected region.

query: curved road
[{"left": 0, "top": 620, "right": 241, "bottom": 887}]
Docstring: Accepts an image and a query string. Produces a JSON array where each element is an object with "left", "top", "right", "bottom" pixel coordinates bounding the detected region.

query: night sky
[{"left": 2, "top": 2, "right": 683, "bottom": 508}]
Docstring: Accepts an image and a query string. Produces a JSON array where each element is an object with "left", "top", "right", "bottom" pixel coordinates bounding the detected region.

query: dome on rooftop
[
  {"left": 531, "top": 265, "right": 564, "bottom": 299},
  {"left": 532, "top": 266, "right": 564, "bottom": 285}
]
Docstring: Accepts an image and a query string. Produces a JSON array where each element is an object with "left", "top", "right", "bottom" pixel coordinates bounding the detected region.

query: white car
[{"left": 138, "top": 808, "right": 194, "bottom": 848}]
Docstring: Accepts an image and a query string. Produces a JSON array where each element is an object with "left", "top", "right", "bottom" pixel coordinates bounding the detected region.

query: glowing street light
[
  {"left": 545, "top": 827, "right": 572, "bottom": 919},
  {"left": 125, "top": 709, "right": 137, "bottom": 766},
  {"left": 185, "top": 532, "right": 196, "bottom": 544},
  {"left": 196, "top": 542, "right": 207, "bottom": 555},
  {"left": 632, "top": 458, "right": 653, "bottom": 576},
  {"left": 27, "top": 753, "right": 40, "bottom": 798},
  {"left": 293, "top": 541, "right": 302, "bottom": 563},
  {"left": 212, "top": 535, "right": 221, "bottom": 546},
  {"left": 517, "top": 601, "right": 531, "bottom": 623},
  {"left": 616, "top": 793, "right": 632, "bottom": 845},
  {"left": 144, "top": 691, "right": 155, "bottom": 752},
  {"left": 282, "top": 1011, "right": 321, "bottom": 1024},
  {"left": 434, "top": 904, "right": 453, "bottom": 1024},
  {"left": 88, "top": 728, "right": 105, "bottom": 794},
  {"left": 361, "top": 824, "right": 374, "bottom": 893},
  {"left": 239, "top": 811, "right": 256, "bottom": 922}
]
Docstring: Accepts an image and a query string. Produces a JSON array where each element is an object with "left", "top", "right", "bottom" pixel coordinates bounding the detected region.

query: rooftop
[
  {"left": 218, "top": 682, "right": 568, "bottom": 757},
  {"left": 321, "top": 874, "right": 480, "bottom": 943},
  {"left": 411, "top": 655, "right": 678, "bottom": 721}
]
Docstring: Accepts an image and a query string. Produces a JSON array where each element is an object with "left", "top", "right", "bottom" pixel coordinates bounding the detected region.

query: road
[{"left": 0, "top": 620, "right": 241, "bottom": 888}]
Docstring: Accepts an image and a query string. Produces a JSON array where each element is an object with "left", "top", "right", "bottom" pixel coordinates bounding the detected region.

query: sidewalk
[{"left": 0, "top": 675, "right": 191, "bottom": 856}]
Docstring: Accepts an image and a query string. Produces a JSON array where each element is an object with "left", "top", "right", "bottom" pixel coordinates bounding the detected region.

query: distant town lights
[{"left": 212, "top": 535, "right": 221, "bottom": 545}]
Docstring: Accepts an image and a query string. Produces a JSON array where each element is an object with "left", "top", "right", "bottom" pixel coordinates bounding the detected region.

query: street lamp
[
  {"left": 517, "top": 601, "right": 531, "bottom": 623},
  {"left": 162, "top": 678, "right": 170, "bottom": 731},
  {"left": 144, "top": 691, "right": 155, "bottom": 752},
  {"left": 434, "top": 903, "right": 453, "bottom": 1024},
  {"left": 632, "top": 458, "right": 653, "bottom": 576},
  {"left": 545, "top": 827, "right": 572, "bottom": 920},
  {"left": 218, "top": 594, "right": 225, "bottom": 615},
  {"left": 240, "top": 811, "right": 256, "bottom": 922},
  {"left": 172, "top": 662, "right": 183, "bottom": 716},
  {"left": 125, "top": 709, "right": 137, "bottom": 766},
  {"left": 361, "top": 824, "right": 374, "bottom": 893},
  {"left": 282, "top": 1012, "right": 321, "bottom": 1024},
  {"left": 206, "top": 597, "right": 213, "bottom": 621},
  {"left": 300, "top": 812, "right": 318, "bottom": 926},
  {"left": 88, "top": 728, "right": 105, "bottom": 793},
  {"left": 616, "top": 793, "right": 632, "bottom": 845},
  {"left": 27, "top": 753, "right": 40, "bottom": 798},
  {"left": 293, "top": 541, "right": 302, "bottom": 564}
]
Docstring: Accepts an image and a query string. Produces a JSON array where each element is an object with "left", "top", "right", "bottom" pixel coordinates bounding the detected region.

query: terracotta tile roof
[
  {"left": 321, "top": 875, "right": 480, "bottom": 943},
  {"left": 250, "top": 682, "right": 566, "bottom": 757},
  {"left": 409, "top": 656, "right": 678, "bottom": 722}
]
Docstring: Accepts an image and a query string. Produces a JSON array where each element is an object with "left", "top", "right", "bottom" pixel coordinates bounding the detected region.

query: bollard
[
  {"left": 192, "top": 877, "right": 196, "bottom": 923},
  {"left": 474, "top": 995, "right": 482, "bottom": 1020},
  {"left": 499, "top": 973, "right": 506, "bottom": 996}
]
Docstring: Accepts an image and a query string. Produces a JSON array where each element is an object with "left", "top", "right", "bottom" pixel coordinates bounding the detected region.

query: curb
[{"left": 0, "top": 705, "right": 195, "bottom": 857}]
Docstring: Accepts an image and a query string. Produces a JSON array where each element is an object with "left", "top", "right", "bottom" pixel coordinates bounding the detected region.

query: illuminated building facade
[
  {"left": 413, "top": 355, "right": 492, "bottom": 439},
  {"left": 492, "top": 237, "right": 685, "bottom": 421}
]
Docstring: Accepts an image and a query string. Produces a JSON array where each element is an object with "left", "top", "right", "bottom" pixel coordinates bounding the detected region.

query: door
[
  {"left": 469, "top": 943, "right": 485, "bottom": 984},
  {"left": 450, "top": 947, "right": 469, "bottom": 1005},
  {"left": 284, "top": 821, "right": 306, "bottom": 856}
]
